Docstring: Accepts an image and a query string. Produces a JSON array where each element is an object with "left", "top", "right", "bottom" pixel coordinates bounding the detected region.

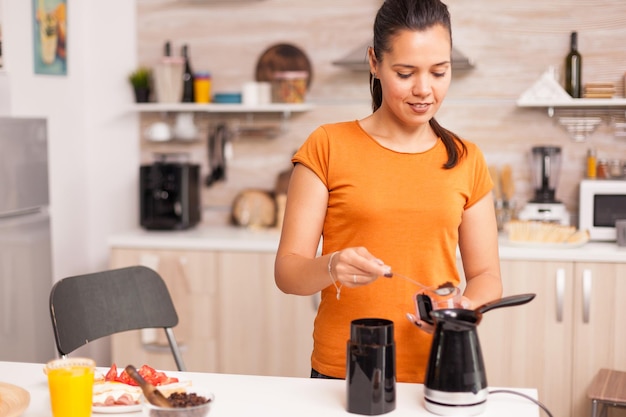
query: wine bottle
[
  {"left": 564, "top": 31, "right": 582, "bottom": 98},
  {"left": 181, "top": 44, "right": 195, "bottom": 103}
]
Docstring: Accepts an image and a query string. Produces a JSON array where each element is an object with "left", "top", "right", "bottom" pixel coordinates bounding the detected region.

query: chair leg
[{"left": 164, "top": 328, "right": 187, "bottom": 372}]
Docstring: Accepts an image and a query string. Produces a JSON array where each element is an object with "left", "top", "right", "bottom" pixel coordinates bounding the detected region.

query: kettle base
[{"left": 424, "top": 397, "right": 486, "bottom": 416}]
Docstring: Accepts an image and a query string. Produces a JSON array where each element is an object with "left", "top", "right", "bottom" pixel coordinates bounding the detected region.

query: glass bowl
[{"left": 142, "top": 387, "right": 214, "bottom": 417}]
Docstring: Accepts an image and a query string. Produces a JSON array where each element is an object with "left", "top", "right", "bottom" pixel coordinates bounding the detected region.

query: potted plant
[{"left": 128, "top": 66, "right": 152, "bottom": 103}]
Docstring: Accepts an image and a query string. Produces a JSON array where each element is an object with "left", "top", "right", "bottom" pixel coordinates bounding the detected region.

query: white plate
[{"left": 92, "top": 403, "right": 141, "bottom": 414}]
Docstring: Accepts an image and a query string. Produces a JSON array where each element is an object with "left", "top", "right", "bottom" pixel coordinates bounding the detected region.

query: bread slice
[{"left": 505, "top": 220, "right": 588, "bottom": 244}]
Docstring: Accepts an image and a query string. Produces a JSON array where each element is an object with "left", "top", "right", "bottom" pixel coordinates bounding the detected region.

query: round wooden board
[
  {"left": 0, "top": 382, "right": 30, "bottom": 417},
  {"left": 255, "top": 43, "right": 313, "bottom": 89}
]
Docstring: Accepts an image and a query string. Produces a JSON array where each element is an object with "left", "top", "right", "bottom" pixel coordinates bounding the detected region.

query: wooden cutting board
[
  {"left": 255, "top": 43, "right": 313, "bottom": 88},
  {"left": 0, "top": 382, "right": 30, "bottom": 417}
]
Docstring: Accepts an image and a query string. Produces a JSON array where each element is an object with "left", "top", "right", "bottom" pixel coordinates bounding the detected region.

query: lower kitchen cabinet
[
  {"left": 109, "top": 248, "right": 220, "bottom": 373},
  {"left": 217, "top": 251, "right": 316, "bottom": 377},
  {"left": 109, "top": 248, "right": 316, "bottom": 377},
  {"left": 477, "top": 260, "right": 626, "bottom": 417}
]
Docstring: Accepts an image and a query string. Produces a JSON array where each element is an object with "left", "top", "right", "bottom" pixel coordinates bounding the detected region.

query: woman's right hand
[{"left": 329, "top": 247, "right": 391, "bottom": 288}]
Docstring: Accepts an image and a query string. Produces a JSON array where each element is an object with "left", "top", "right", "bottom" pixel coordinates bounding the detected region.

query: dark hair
[{"left": 370, "top": 0, "right": 466, "bottom": 169}]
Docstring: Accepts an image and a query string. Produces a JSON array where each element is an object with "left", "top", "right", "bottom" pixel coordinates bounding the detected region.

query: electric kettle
[{"left": 423, "top": 293, "right": 536, "bottom": 416}]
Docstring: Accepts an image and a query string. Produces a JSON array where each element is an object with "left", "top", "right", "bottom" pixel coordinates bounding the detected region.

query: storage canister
[
  {"left": 609, "top": 159, "right": 622, "bottom": 178},
  {"left": 586, "top": 148, "right": 597, "bottom": 179},
  {"left": 194, "top": 72, "right": 212, "bottom": 103},
  {"left": 272, "top": 71, "right": 308, "bottom": 103},
  {"left": 596, "top": 159, "right": 609, "bottom": 179}
]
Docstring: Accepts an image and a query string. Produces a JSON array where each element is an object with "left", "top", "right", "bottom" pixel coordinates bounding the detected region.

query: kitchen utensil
[
  {"left": 423, "top": 293, "right": 535, "bottom": 416},
  {"left": 142, "top": 387, "right": 214, "bottom": 417},
  {"left": 206, "top": 123, "right": 230, "bottom": 186},
  {"left": 145, "top": 121, "right": 172, "bottom": 142},
  {"left": 518, "top": 146, "right": 570, "bottom": 225},
  {"left": 390, "top": 272, "right": 456, "bottom": 296},
  {"left": 231, "top": 189, "right": 277, "bottom": 228},
  {"left": 154, "top": 58, "right": 184, "bottom": 103},
  {"left": 125, "top": 365, "right": 172, "bottom": 408},
  {"left": 140, "top": 154, "right": 201, "bottom": 231},
  {"left": 530, "top": 146, "right": 561, "bottom": 203},
  {"left": 255, "top": 43, "right": 313, "bottom": 89},
  {"left": 173, "top": 112, "right": 198, "bottom": 141},
  {"left": 488, "top": 165, "right": 501, "bottom": 202},
  {"left": 501, "top": 164, "right": 514, "bottom": 202},
  {"left": 414, "top": 286, "right": 462, "bottom": 325},
  {"left": 346, "top": 318, "right": 396, "bottom": 415}
]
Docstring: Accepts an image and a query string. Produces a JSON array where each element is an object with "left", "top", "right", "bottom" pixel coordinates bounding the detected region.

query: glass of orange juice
[{"left": 45, "top": 357, "right": 95, "bottom": 417}]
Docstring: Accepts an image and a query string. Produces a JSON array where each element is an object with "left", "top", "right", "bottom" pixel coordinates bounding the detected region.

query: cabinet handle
[
  {"left": 142, "top": 341, "right": 188, "bottom": 353},
  {"left": 582, "top": 269, "right": 592, "bottom": 324},
  {"left": 555, "top": 268, "right": 565, "bottom": 322}
]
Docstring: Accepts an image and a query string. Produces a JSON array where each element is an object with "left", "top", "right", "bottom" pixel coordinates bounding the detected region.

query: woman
[{"left": 274, "top": 0, "right": 502, "bottom": 383}]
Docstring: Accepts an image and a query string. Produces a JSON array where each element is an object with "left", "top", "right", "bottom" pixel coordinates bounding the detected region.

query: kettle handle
[{"left": 476, "top": 293, "right": 536, "bottom": 315}]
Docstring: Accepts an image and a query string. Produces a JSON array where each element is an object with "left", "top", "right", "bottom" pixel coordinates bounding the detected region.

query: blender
[{"left": 518, "top": 146, "right": 570, "bottom": 225}]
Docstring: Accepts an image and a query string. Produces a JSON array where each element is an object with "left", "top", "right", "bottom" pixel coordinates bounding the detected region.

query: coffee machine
[
  {"left": 518, "top": 146, "right": 570, "bottom": 225},
  {"left": 423, "top": 294, "right": 536, "bottom": 416},
  {"left": 140, "top": 153, "right": 201, "bottom": 230}
]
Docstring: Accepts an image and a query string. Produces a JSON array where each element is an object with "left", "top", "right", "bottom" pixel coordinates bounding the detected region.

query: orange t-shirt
[{"left": 292, "top": 120, "right": 493, "bottom": 382}]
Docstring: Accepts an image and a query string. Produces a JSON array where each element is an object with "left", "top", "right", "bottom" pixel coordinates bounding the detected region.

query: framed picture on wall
[{"left": 33, "top": 0, "right": 67, "bottom": 75}]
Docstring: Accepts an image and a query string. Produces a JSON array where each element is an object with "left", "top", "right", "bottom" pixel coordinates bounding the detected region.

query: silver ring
[{"left": 353, "top": 274, "right": 357, "bottom": 283}]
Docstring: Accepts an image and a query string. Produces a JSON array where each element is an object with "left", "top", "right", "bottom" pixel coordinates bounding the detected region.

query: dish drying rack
[{"left": 517, "top": 67, "right": 626, "bottom": 142}]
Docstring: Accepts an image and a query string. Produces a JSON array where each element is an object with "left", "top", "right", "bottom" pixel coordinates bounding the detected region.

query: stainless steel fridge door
[
  {"left": 0, "top": 117, "right": 49, "bottom": 214},
  {"left": 0, "top": 209, "right": 56, "bottom": 362}
]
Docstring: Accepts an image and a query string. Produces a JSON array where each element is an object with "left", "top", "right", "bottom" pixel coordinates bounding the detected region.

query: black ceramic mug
[{"left": 346, "top": 318, "right": 396, "bottom": 415}]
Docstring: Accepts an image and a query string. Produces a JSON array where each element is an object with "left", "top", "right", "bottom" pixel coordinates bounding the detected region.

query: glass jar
[
  {"left": 609, "top": 159, "right": 623, "bottom": 178},
  {"left": 193, "top": 72, "right": 211, "bottom": 103},
  {"left": 596, "top": 159, "right": 610, "bottom": 179},
  {"left": 271, "top": 71, "right": 308, "bottom": 103}
]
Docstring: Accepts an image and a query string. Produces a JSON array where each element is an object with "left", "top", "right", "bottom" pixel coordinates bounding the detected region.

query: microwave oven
[{"left": 579, "top": 179, "right": 626, "bottom": 241}]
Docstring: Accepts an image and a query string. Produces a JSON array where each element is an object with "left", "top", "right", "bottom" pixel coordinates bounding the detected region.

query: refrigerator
[{"left": 0, "top": 117, "right": 57, "bottom": 362}]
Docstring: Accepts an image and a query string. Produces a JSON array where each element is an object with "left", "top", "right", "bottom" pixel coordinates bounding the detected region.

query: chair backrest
[{"left": 49, "top": 265, "right": 186, "bottom": 371}]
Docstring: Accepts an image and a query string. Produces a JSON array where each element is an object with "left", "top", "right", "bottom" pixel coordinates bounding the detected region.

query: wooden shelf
[{"left": 517, "top": 97, "right": 626, "bottom": 109}]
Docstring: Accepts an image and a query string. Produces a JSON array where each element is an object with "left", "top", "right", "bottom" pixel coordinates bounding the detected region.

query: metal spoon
[
  {"left": 390, "top": 272, "right": 457, "bottom": 296},
  {"left": 125, "top": 365, "right": 172, "bottom": 408}
]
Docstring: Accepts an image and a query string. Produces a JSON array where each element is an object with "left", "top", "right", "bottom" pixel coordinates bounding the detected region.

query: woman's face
[{"left": 372, "top": 25, "right": 452, "bottom": 127}]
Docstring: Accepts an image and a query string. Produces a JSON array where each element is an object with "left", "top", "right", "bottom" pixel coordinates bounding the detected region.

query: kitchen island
[{"left": 1, "top": 361, "right": 540, "bottom": 417}]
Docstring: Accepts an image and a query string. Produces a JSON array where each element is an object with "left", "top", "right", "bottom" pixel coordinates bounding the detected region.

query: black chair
[{"left": 49, "top": 265, "right": 186, "bottom": 371}]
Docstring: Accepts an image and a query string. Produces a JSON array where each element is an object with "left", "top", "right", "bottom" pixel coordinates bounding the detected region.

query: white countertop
[
  {"left": 108, "top": 226, "right": 626, "bottom": 262},
  {"left": 108, "top": 225, "right": 283, "bottom": 252},
  {"left": 1, "top": 361, "right": 540, "bottom": 417}
]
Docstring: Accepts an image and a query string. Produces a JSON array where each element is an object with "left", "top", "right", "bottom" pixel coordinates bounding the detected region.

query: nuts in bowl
[{"left": 142, "top": 387, "right": 214, "bottom": 417}]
